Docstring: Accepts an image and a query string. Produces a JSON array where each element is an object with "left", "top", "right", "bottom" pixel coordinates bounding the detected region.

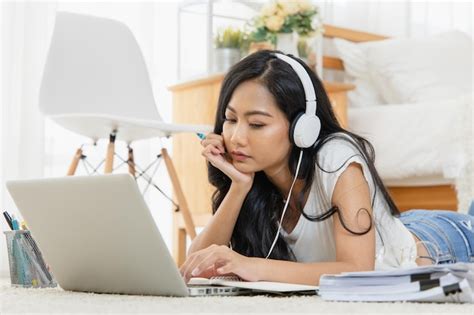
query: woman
[{"left": 179, "top": 50, "right": 474, "bottom": 285}]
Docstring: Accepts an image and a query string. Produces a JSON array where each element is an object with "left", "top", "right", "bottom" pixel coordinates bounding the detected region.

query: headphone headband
[{"left": 274, "top": 53, "right": 317, "bottom": 116}]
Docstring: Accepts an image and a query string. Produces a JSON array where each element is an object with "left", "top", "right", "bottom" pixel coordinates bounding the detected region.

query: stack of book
[{"left": 319, "top": 263, "right": 473, "bottom": 303}]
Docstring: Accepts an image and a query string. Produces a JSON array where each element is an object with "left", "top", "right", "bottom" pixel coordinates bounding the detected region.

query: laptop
[{"left": 6, "top": 174, "right": 249, "bottom": 297}]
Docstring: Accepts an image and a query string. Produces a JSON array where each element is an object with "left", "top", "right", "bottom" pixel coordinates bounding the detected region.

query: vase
[
  {"left": 212, "top": 48, "right": 241, "bottom": 73},
  {"left": 313, "top": 32, "right": 324, "bottom": 78},
  {"left": 276, "top": 32, "right": 299, "bottom": 57}
]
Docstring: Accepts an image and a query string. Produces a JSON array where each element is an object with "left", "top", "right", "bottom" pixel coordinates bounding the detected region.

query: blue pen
[
  {"left": 11, "top": 214, "right": 19, "bottom": 230},
  {"left": 196, "top": 133, "right": 206, "bottom": 140}
]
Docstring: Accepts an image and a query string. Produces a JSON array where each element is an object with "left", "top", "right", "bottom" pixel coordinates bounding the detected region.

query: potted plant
[{"left": 213, "top": 27, "right": 244, "bottom": 73}]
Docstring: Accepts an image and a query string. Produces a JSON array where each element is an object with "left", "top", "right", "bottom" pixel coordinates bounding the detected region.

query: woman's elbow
[{"left": 353, "top": 260, "right": 375, "bottom": 272}]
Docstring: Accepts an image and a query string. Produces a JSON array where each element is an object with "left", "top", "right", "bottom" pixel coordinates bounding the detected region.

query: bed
[{"left": 322, "top": 24, "right": 473, "bottom": 212}]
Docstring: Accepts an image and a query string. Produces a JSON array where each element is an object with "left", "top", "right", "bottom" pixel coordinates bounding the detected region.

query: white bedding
[{"left": 347, "top": 94, "right": 473, "bottom": 185}]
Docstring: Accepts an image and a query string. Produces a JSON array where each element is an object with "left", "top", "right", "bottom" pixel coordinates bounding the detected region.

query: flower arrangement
[{"left": 249, "top": 0, "right": 322, "bottom": 44}]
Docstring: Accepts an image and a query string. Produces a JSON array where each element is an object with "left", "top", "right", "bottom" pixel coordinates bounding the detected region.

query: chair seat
[{"left": 49, "top": 113, "right": 213, "bottom": 143}]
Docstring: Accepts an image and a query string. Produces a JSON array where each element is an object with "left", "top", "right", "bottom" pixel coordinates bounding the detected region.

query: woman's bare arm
[
  {"left": 188, "top": 132, "right": 254, "bottom": 256},
  {"left": 250, "top": 162, "right": 376, "bottom": 285},
  {"left": 187, "top": 184, "right": 250, "bottom": 255}
]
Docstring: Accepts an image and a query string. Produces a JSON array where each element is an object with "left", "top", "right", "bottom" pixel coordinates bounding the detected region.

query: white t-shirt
[{"left": 280, "top": 133, "right": 417, "bottom": 270}]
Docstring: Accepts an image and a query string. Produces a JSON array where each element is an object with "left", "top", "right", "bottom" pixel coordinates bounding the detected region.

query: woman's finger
[
  {"left": 202, "top": 146, "right": 218, "bottom": 160},
  {"left": 203, "top": 149, "right": 223, "bottom": 167},
  {"left": 190, "top": 251, "right": 226, "bottom": 279},
  {"left": 181, "top": 245, "right": 219, "bottom": 280},
  {"left": 211, "top": 147, "right": 221, "bottom": 155},
  {"left": 179, "top": 252, "right": 200, "bottom": 277},
  {"left": 180, "top": 245, "right": 213, "bottom": 277},
  {"left": 200, "top": 133, "right": 225, "bottom": 148},
  {"left": 191, "top": 265, "right": 219, "bottom": 279},
  {"left": 204, "top": 133, "right": 223, "bottom": 141},
  {"left": 201, "top": 140, "right": 225, "bottom": 153},
  {"left": 202, "top": 147, "right": 253, "bottom": 185},
  {"left": 184, "top": 249, "right": 217, "bottom": 281},
  {"left": 216, "top": 262, "right": 234, "bottom": 275}
]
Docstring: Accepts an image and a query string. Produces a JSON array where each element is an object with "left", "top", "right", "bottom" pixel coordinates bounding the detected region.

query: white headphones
[
  {"left": 265, "top": 53, "right": 321, "bottom": 259},
  {"left": 274, "top": 53, "right": 321, "bottom": 148}
]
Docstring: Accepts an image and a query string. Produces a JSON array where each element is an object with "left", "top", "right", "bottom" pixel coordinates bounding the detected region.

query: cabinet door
[{"left": 171, "top": 79, "right": 222, "bottom": 218}]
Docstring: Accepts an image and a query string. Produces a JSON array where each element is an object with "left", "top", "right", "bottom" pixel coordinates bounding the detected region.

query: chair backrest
[{"left": 39, "top": 11, "right": 162, "bottom": 121}]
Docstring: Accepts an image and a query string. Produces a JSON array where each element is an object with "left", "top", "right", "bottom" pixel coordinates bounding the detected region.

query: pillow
[
  {"left": 365, "top": 30, "right": 473, "bottom": 103},
  {"left": 333, "top": 38, "right": 385, "bottom": 108},
  {"left": 347, "top": 77, "right": 386, "bottom": 108}
]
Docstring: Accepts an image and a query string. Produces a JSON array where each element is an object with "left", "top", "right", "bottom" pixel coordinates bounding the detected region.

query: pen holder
[{"left": 4, "top": 230, "right": 56, "bottom": 288}]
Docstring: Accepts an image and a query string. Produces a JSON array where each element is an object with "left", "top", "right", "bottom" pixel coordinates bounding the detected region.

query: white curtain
[
  {"left": 316, "top": 0, "right": 472, "bottom": 37},
  {"left": 0, "top": 1, "right": 57, "bottom": 277}
]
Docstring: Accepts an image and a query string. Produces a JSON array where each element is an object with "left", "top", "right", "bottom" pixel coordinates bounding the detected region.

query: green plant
[
  {"left": 297, "top": 37, "right": 309, "bottom": 58},
  {"left": 214, "top": 27, "right": 244, "bottom": 49}
]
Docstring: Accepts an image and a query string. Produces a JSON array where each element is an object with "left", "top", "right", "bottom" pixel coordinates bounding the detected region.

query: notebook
[
  {"left": 188, "top": 275, "right": 318, "bottom": 295},
  {"left": 319, "top": 263, "right": 474, "bottom": 303}
]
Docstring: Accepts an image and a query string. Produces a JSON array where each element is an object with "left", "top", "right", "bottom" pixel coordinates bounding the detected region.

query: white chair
[{"left": 39, "top": 11, "right": 212, "bottom": 262}]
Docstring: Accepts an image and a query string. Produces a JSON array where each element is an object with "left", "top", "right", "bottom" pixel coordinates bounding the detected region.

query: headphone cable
[{"left": 265, "top": 149, "right": 304, "bottom": 259}]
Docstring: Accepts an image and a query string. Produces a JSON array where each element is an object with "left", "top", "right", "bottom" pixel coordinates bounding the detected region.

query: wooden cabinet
[{"left": 168, "top": 73, "right": 354, "bottom": 265}]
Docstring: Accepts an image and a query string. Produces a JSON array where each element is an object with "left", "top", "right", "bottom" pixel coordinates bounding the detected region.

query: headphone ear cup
[
  {"left": 289, "top": 112, "right": 305, "bottom": 147},
  {"left": 292, "top": 113, "right": 321, "bottom": 148}
]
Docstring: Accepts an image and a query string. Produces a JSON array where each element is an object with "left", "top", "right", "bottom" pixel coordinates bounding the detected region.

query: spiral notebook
[{"left": 188, "top": 275, "right": 318, "bottom": 295}]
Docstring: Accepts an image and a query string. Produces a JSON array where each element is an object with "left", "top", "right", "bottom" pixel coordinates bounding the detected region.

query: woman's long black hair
[{"left": 208, "top": 50, "right": 400, "bottom": 261}]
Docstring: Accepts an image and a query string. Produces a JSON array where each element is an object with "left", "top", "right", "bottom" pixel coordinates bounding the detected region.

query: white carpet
[{"left": 0, "top": 278, "right": 472, "bottom": 314}]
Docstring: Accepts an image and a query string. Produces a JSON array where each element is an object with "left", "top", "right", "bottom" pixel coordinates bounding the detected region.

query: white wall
[{"left": 317, "top": 0, "right": 472, "bottom": 37}]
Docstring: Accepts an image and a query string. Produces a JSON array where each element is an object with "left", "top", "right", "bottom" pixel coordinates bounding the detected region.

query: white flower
[
  {"left": 280, "top": 1, "right": 300, "bottom": 15},
  {"left": 260, "top": 2, "right": 278, "bottom": 17},
  {"left": 265, "top": 14, "right": 285, "bottom": 32},
  {"left": 297, "top": 0, "right": 314, "bottom": 12},
  {"left": 311, "top": 16, "right": 319, "bottom": 27},
  {"left": 311, "top": 15, "right": 323, "bottom": 31}
]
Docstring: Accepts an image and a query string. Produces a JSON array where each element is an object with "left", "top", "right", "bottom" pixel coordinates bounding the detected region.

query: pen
[
  {"left": 11, "top": 214, "right": 19, "bottom": 230},
  {"left": 3, "top": 211, "right": 13, "bottom": 230},
  {"left": 196, "top": 132, "right": 227, "bottom": 157}
]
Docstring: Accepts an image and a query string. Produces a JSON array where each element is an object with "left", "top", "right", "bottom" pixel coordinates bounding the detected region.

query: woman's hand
[
  {"left": 201, "top": 133, "right": 254, "bottom": 191},
  {"left": 179, "top": 244, "right": 259, "bottom": 283}
]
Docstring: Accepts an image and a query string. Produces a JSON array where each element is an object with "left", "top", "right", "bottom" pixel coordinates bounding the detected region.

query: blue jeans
[{"left": 399, "top": 209, "right": 474, "bottom": 264}]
